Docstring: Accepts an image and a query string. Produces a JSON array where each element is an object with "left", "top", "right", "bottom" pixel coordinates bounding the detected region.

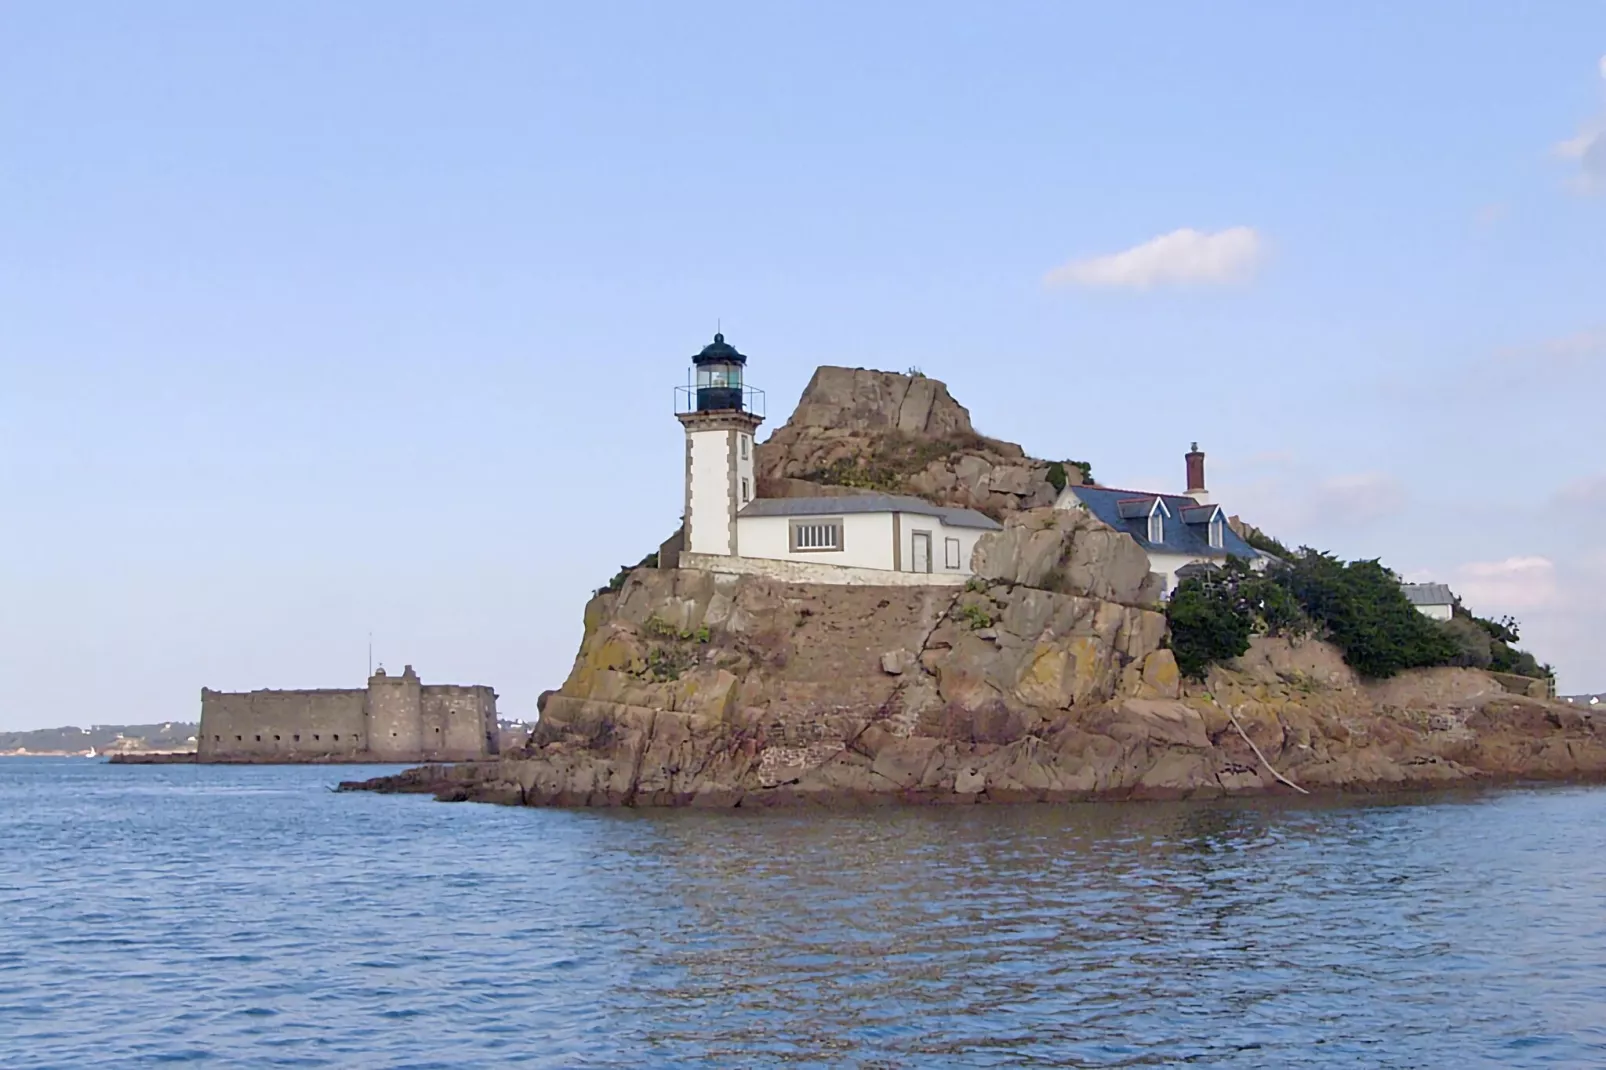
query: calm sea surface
[{"left": 3, "top": 760, "right": 1605, "bottom": 1068}]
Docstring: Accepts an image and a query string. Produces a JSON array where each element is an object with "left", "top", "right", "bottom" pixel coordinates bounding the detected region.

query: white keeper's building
[{"left": 672, "top": 333, "right": 999, "bottom": 586}]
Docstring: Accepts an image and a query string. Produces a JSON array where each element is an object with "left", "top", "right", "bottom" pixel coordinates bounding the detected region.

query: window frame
[
  {"left": 1147, "top": 509, "right": 1164, "bottom": 545},
  {"left": 944, "top": 536, "right": 961, "bottom": 570},
  {"left": 789, "top": 517, "right": 845, "bottom": 553},
  {"left": 1208, "top": 515, "right": 1224, "bottom": 549},
  {"left": 741, "top": 477, "right": 750, "bottom": 504}
]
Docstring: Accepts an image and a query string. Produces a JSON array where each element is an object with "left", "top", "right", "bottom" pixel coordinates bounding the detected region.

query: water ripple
[{"left": 2, "top": 760, "right": 1605, "bottom": 1067}]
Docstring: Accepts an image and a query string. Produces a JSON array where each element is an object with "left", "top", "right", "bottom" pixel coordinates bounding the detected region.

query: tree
[{"left": 1280, "top": 551, "right": 1459, "bottom": 678}]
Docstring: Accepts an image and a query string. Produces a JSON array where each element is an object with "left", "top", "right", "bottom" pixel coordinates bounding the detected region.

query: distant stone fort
[{"left": 198, "top": 665, "right": 498, "bottom": 763}]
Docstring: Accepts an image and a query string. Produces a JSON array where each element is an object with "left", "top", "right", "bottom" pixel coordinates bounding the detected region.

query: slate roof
[
  {"left": 738, "top": 494, "right": 1002, "bottom": 530},
  {"left": 1066, "top": 486, "right": 1259, "bottom": 560},
  {"left": 1401, "top": 582, "right": 1456, "bottom": 607}
]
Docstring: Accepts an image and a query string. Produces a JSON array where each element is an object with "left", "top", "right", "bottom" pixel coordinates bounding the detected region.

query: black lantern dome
[{"left": 691, "top": 332, "right": 746, "bottom": 412}]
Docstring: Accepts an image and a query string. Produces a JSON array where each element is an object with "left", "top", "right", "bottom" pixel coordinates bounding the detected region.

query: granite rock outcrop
[
  {"left": 753, "top": 366, "right": 1079, "bottom": 519},
  {"left": 342, "top": 367, "right": 1602, "bottom": 807},
  {"left": 344, "top": 568, "right": 1605, "bottom": 807}
]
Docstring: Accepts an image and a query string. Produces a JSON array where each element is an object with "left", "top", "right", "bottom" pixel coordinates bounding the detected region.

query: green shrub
[
  {"left": 1167, "top": 578, "right": 1252, "bottom": 679},
  {"left": 956, "top": 602, "right": 995, "bottom": 630},
  {"left": 1044, "top": 460, "right": 1092, "bottom": 493},
  {"left": 1280, "top": 552, "right": 1459, "bottom": 678},
  {"left": 1440, "top": 615, "right": 1493, "bottom": 669},
  {"left": 596, "top": 551, "right": 660, "bottom": 596}
]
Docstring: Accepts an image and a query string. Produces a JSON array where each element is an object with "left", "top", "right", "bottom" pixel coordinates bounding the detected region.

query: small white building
[
  {"left": 1401, "top": 583, "right": 1456, "bottom": 621},
  {"left": 736, "top": 494, "right": 998, "bottom": 575},
  {"left": 672, "top": 334, "right": 999, "bottom": 585}
]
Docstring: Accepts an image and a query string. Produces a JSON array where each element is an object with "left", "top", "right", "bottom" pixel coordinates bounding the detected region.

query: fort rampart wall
[{"left": 198, "top": 665, "right": 497, "bottom": 763}]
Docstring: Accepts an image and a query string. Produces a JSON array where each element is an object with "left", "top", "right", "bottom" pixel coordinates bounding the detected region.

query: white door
[{"left": 911, "top": 531, "right": 932, "bottom": 573}]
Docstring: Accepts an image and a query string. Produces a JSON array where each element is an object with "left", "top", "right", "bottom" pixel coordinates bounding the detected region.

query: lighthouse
[{"left": 676, "top": 333, "right": 764, "bottom": 557}]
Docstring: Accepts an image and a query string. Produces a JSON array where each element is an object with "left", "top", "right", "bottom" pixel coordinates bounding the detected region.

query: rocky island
[{"left": 344, "top": 360, "right": 1604, "bottom": 807}]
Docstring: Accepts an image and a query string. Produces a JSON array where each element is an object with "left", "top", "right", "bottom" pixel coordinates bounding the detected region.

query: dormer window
[
  {"left": 1209, "top": 515, "right": 1224, "bottom": 549},
  {"left": 1148, "top": 510, "right": 1164, "bottom": 544}
]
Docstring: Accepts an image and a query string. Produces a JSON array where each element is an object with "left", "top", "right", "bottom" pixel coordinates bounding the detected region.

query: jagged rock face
[
  {"left": 971, "top": 507, "right": 1162, "bottom": 606},
  {"left": 344, "top": 576, "right": 1606, "bottom": 807},
  {"left": 782, "top": 366, "right": 975, "bottom": 438},
  {"left": 753, "top": 366, "right": 1077, "bottom": 518}
]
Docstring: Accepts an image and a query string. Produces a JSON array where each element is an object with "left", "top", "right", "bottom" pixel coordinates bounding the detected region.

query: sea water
[{"left": 2, "top": 758, "right": 1604, "bottom": 1068}]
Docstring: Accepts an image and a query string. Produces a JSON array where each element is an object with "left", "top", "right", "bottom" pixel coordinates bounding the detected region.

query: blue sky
[{"left": 3, "top": 2, "right": 1603, "bottom": 731}]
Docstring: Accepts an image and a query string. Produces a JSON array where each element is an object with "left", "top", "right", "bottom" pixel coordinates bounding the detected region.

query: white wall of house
[
  {"left": 686, "top": 428, "right": 734, "bottom": 555},
  {"left": 737, "top": 512, "right": 896, "bottom": 569},
  {"left": 1414, "top": 603, "right": 1454, "bottom": 622},
  {"left": 904, "top": 518, "right": 989, "bottom": 576},
  {"left": 734, "top": 511, "right": 990, "bottom": 575},
  {"left": 1148, "top": 552, "right": 1200, "bottom": 599}
]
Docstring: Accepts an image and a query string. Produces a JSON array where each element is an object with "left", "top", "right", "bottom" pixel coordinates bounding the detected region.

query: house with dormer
[{"left": 1052, "top": 444, "right": 1266, "bottom": 598}]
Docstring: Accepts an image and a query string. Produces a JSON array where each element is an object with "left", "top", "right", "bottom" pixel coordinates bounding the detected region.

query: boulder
[{"left": 971, "top": 508, "right": 1156, "bottom": 605}]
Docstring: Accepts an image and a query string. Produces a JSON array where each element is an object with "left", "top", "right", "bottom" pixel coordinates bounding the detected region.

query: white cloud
[
  {"left": 1455, "top": 556, "right": 1559, "bottom": 612},
  {"left": 1045, "top": 226, "right": 1264, "bottom": 289},
  {"left": 1311, "top": 472, "right": 1405, "bottom": 526}
]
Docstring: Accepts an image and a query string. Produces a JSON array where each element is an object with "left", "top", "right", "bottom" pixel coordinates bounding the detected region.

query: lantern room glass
[{"left": 697, "top": 362, "right": 743, "bottom": 390}]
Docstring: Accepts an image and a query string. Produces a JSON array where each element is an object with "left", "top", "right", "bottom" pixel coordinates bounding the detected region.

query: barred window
[{"left": 790, "top": 518, "right": 844, "bottom": 552}]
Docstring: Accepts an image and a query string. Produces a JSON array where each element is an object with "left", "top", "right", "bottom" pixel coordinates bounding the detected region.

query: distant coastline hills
[{"left": 1, "top": 723, "right": 199, "bottom": 756}]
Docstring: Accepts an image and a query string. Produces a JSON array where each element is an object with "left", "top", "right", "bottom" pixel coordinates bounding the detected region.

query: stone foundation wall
[{"left": 679, "top": 551, "right": 969, "bottom": 586}]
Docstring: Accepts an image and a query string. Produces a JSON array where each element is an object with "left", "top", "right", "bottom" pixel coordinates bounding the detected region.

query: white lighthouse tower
[{"left": 676, "top": 333, "right": 763, "bottom": 557}]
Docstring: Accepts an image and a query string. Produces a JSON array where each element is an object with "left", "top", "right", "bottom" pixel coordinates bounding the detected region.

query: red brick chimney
[{"left": 1185, "top": 442, "right": 1208, "bottom": 504}]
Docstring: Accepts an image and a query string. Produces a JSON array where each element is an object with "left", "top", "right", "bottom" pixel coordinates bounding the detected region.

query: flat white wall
[
  {"left": 687, "top": 428, "right": 733, "bottom": 555},
  {"left": 737, "top": 512, "right": 896, "bottom": 569},
  {"left": 1414, "top": 603, "right": 1454, "bottom": 621},
  {"left": 1149, "top": 552, "right": 1203, "bottom": 599},
  {"left": 735, "top": 510, "right": 990, "bottom": 575}
]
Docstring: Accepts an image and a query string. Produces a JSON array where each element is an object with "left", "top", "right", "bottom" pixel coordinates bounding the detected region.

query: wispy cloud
[
  {"left": 1552, "top": 55, "right": 1606, "bottom": 193},
  {"left": 1311, "top": 472, "right": 1406, "bottom": 527},
  {"left": 1045, "top": 226, "right": 1264, "bottom": 289},
  {"left": 1456, "top": 556, "right": 1560, "bottom": 612},
  {"left": 1492, "top": 328, "right": 1606, "bottom": 374}
]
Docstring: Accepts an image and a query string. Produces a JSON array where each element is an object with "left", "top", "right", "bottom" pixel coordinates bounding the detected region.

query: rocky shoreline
[{"left": 338, "top": 566, "right": 1605, "bottom": 809}]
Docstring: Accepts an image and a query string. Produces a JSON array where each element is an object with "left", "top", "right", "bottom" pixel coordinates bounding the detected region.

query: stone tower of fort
[{"left": 197, "top": 665, "right": 497, "bottom": 763}]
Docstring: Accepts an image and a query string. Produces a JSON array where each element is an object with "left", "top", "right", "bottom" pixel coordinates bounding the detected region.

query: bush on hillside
[
  {"left": 1166, "top": 558, "right": 1310, "bottom": 679},
  {"left": 1278, "top": 551, "right": 1461, "bottom": 679},
  {"left": 1441, "top": 615, "right": 1494, "bottom": 669},
  {"left": 1167, "top": 580, "right": 1253, "bottom": 680},
  {"left": 1160, "top": 544, "right": 1567, "bottom": 682}
]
